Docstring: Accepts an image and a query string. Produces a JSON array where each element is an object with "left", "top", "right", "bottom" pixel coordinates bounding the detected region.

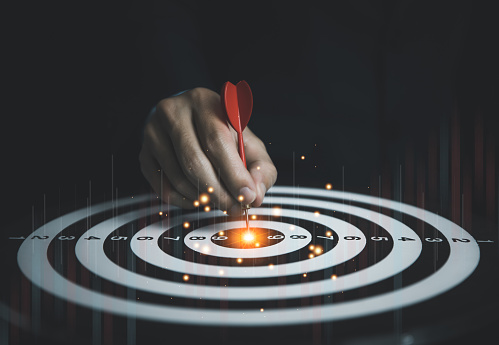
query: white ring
[
  {"left": 131, "top": 208, "right": 364, "bottom": 279},
  {"left": 17, "top": 187, "right": 479, "bottom": 326}
]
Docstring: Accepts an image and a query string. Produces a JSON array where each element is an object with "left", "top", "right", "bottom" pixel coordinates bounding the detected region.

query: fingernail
[
  {"left": 239, "top": 187, "right": 256, "bottom": 204},
  {"left": 259, "top": 183, "right": 267, "bottom": 200}
]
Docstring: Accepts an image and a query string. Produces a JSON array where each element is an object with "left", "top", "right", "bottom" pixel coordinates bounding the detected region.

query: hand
[{"left": 140, "top": 87, "right": 277, "bottom": 215}]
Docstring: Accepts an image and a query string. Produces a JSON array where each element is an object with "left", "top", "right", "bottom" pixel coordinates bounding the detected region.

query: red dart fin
[
  {"left": 236, "top": 80, "right": 253, "bottom": 131},
  {"left": 221, "top": 81, "right": 242, "bottom": 133},
  {"left": 221, "top": 80, "right": 253, "bottom": 133}
]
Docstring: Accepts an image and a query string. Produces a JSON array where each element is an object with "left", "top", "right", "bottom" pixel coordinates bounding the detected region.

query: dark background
[{"left": 3, "top": 1, "right": 498, "bottom": 224}]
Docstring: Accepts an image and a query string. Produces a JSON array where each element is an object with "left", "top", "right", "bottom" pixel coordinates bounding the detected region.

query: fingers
[
  {"left": 141, "top": 87, "right": 277, "bottom": 214},
  {"left": 244, "top": 128, "right": 278, "bottom": 207},
  {"left": 139, "top": 145, "right": 195, "bottom": 208},
  {"left": 144, "top": 114, "right": 199, "bottom": 201},
  {"left": 156, "top": 91, "right": 243, "bottom": 214},
  {"left": 189, "top": 90, "right": 258, "bottom": 209}
]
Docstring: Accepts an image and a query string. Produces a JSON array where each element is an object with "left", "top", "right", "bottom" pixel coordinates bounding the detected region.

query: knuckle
[
  {"left": 204, "top": 129, "right": 226, "bottom": 152},
  {"left": 188, "top": 87, "right": 212, "bottom": 103},
  {"left": 157, "top": 98, "right": 179, "bottom": 127}
]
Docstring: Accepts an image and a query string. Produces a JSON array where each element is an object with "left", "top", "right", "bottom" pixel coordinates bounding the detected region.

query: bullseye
[{"left": 14, "top": 186, "right": 480, "bottom": 326}]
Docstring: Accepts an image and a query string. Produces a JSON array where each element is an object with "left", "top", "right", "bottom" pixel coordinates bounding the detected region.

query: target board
[{"left": 2, "top": 186, "right": 497, "bottom": 344}]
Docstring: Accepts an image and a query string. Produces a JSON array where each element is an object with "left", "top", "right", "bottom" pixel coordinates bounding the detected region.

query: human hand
[{"left": 140, "top": 87, "right": 277, "bottom": 215}]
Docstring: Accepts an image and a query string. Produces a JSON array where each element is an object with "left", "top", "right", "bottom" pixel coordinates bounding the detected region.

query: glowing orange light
[
  {"left": 309, "top": 254, "right": 315, "bottom": 259},
  {"left": 199, "top": 194, "right": 209, "bottom": 204},
  {"left": 331, "top": 274, "right": 337, "bottom": 280},
  {"left": 309, "top": 245, "right": 315, "bottom": 250},
  {"left": 314, "top": 246, "right": 323, "bottom": 255},
  {"left": 326, "top": 231, "right": 332, "bottom": 237},
  {"left": 257, "top": 166, "right": 261, "bottom": 170},
  {"left": 238, "top": 195, "right": 244, "bottom": 202},
  {"left": 193, "top": 200, "right": 200, "bottom": 207},
  {"left": 260, "top": 308, "right": 264, "bottom": 312},
  {"left": 223, "top": 210, "right": 227, "bottom": 214},
  {"left": 183, "top": 274, "right": 189, "bottom": 281},
  {"left": 325, "top": 183, "right": 332, "bottom": 190},
  {"left": 251, "top": 215, "right": 257, "bottom": 220},
  {"left": 207, "top": 187, "right": 214, "bottom": 193},
  {"left": 303, "top": 273, "right": 307, "bottom": 277},
  {"left": 243, "top": 232, "right": 255, "bottom": 242},
  {"left": 204, "top": 206, "right": 211, "bottom": 212},
  {"left": 219, "top": 231, "right": 224, "bottom": 236},
  {"left": 314, "top": 211, "right": 320, "bottom": 217},
  {"left": 268, "top": 264, "right": 274, "bottom": 270},
  {"left": 237, "top": 258, "right": 243, "bottom": 263},
  {"left": 301, "top": 156, "right": 305, "bottom": 160},
  {"left": 183, "top": 222, "right": 190, "bottom": 228},
  {"left": 255, "top": 243, "right": 260, "bottom": 247},
  {"left": 158, "top": 211, "right": 163, "bottom": 216}
]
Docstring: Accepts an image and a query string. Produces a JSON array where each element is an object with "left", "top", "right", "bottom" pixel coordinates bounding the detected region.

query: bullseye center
[{"left": 211, "top": 228, "right": 284, "bottom": 249}]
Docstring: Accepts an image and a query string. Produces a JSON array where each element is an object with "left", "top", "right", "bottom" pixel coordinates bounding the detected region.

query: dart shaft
[{"left": 244, "top": 208, "right": 249, "bottom": 231}]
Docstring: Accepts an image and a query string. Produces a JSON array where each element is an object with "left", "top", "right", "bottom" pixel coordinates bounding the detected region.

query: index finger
[{"left": 190, "top": 90, "right": 258, "bottom": 207}]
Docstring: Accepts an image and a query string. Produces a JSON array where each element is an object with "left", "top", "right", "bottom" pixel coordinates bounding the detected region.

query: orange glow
[
  {"left": 223, "top": 210, "right": 227, "bottom": 214},
  {"left": 204, "top": 206, "right": 211, "bottom": 212},
  {"left": 251, "top": 215, "right": 257, "bottom": 220},
  {"left": 243, "top": 232, "right": 255, "bottom": 242},
  {"left": 325, "top": 183, "right": 332, "bottom": 190},
  {"left": 199, "top": 194, "right": 209, "bottom": 204},
  {"left": 255, "top": 242, "right": 260, "bottom": 247},
  {"left": 314, "top": 211, "right": 320, "bottom": 217},
  {"left": 207, "top": 187, "right": 214, "bottom": 193},
  {"left": 257, "top": 166, "right": 261, "bottom": 170},
  {"left": 193, "top": 200, "right": 200, "bottom": 207},
  {"left": 260, "top": 308, "right": 264, "bottom": 312},
  {"left": 331, "top": 274, "right": 337, "bottom": 280},
  {"left": 309, "top": 254, "right": 315, "bottom": 259},
  {"left": 183, "top": 222, "right": 190, "bottom": 228},
  {"left": 326, "top": 231, "right": 332, "bottom": 237},
  {"left": 314, "top": 246, "right": 323, "bottom": 255},
  {"left": 158, "top": 211, "right": 163, "bottom": 216},
  {"left": 309, "top": 245, "right": 315, "bottom": 250},
  {"left": 237, "top": 258, "right": 243, "bottom": 263},
  {"left": 238, "top": 195, "right": 244, "bottom": 202},
  {"left": 303, "top": 273, "right": 307, "bottom": 277},
  {"left": 268, "top": 264, "right": 274, "bottom": 270},
  {"left": 183, "top": 274, "right": 189, "bottom": 281},
  {"left": 219, "top": 231, "right": 224, "bottom": 236},
  {"left": 301, "top": 156, "right": 305, "bottom": 160}
]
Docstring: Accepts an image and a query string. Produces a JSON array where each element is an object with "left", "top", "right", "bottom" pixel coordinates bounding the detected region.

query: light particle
[{"left": 199, "top": 194, "right": 209, "bottom": 204}]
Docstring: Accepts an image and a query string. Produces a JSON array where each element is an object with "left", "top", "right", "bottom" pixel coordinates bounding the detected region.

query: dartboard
[{"left": 2, "top": 186, "right": 497, "bottom": 344}]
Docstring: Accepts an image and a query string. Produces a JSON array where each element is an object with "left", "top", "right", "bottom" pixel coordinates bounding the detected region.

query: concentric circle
[{"left": 16, "top": 186, "right": 480, "bottom": 326}]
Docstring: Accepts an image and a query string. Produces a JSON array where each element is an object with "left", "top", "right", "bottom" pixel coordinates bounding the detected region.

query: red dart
[{"left": 221, "top": 80, "right": 253, "bottom": 168}]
